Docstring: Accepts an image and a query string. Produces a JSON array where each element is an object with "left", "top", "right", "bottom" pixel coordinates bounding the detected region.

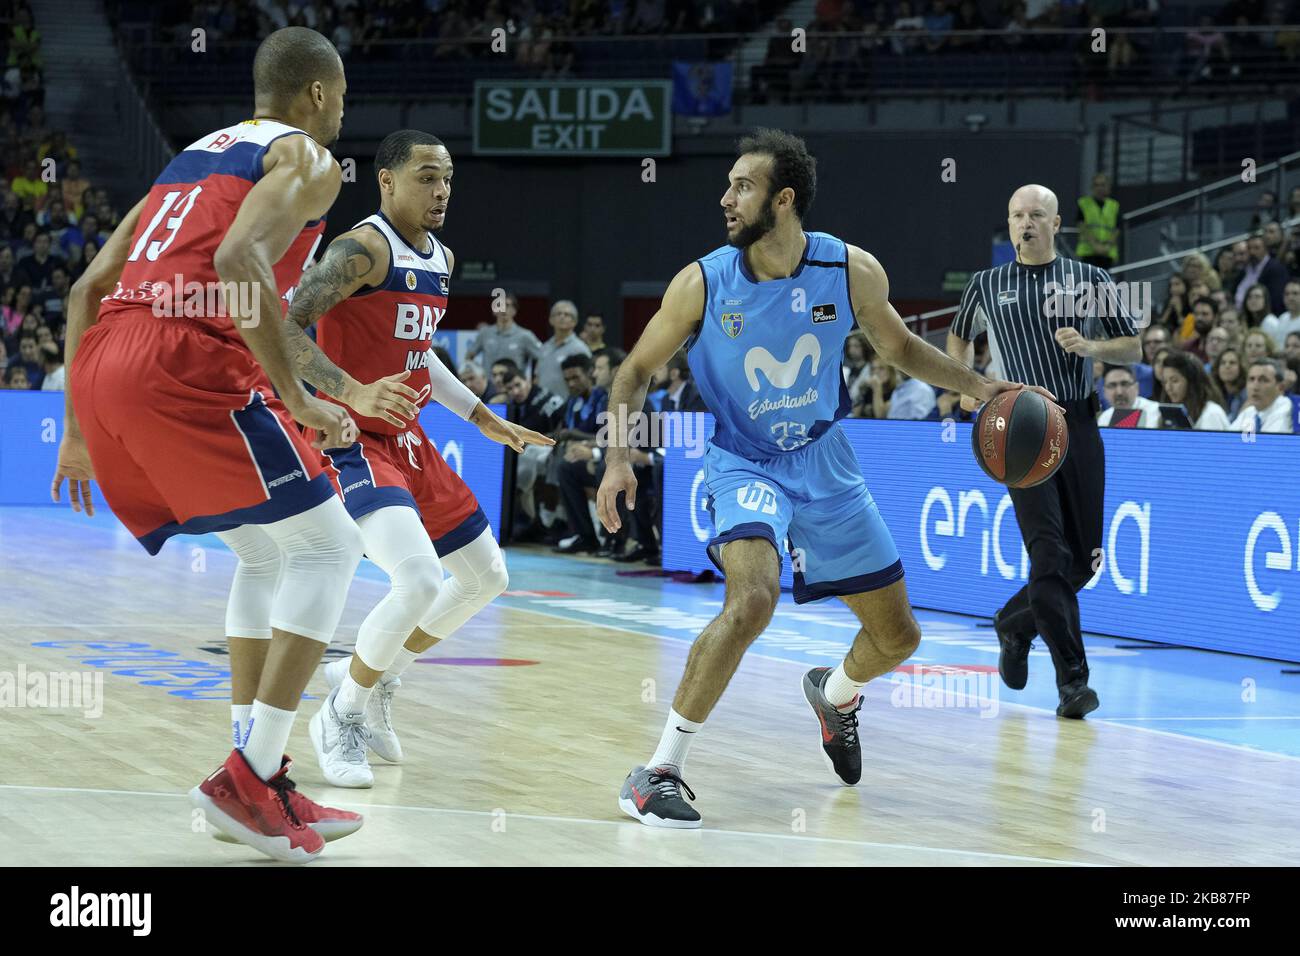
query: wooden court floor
[{"left": 2, "top": 509, "right": 1298, "bottom": 866}]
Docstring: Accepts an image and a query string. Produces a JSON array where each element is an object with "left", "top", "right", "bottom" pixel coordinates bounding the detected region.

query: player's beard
[{"left": 728, "top": 197, "right": 777, "bottom": 249}]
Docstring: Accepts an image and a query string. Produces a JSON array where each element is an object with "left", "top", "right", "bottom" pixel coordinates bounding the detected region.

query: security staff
[
  {"left": 1076, "top": 172, "right": 1120, "bottom": 270},
  {"left": 948, "top": 184, "right": 1142, "bottom": 718}
]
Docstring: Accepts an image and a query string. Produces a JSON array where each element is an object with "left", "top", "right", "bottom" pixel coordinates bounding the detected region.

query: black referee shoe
[
  {"left": 1057, "top": 680, "right": 1100, "bottom": 719},
  {"left": 993, "top": 610, "right": 1032, "bottom": 691}
]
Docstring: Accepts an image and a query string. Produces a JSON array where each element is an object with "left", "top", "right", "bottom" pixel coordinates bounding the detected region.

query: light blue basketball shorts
[{"left": 701, "top": 425, "right": 904, "bottom": 603}]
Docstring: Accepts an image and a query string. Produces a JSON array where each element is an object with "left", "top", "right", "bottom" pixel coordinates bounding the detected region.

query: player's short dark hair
[
  {"left": 736, "top": 127, "right": 817, "bottom": 220},
  {"left": 1102, "top": 364, "right": 1135, "bottom": 380},
  {"left": 593, "top": 346, "right": 627, "bottom": 368},
  {"left": 375, "top": 130, "right": 445, "bottom": 176},
  {"left": 253, "top": 27, "right": 342, "bottom": 107},
  {"left": 1192, "top": 296, "right": 1217, "bottom": 312},
  {"left": 561, "top": 353, "right": 593, "bottom": 373}
]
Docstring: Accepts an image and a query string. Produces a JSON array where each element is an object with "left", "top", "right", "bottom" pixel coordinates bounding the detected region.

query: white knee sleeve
[
  {"left": 218, "top": 525, "right": 282, "bottom": 640},
  {"left": 259, "top": 496, "right": 364, "bottom": 644},
  {"left": 355, "top": 507, "right": 444, "bottom": 671},
  {"left": 418, "top": 528, "right": 508, "bottom": 640}
]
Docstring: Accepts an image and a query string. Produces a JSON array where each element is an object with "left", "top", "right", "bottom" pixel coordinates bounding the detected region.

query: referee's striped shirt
[{"left": 952, "top": 256, "right": 1138, "bottom": 401}]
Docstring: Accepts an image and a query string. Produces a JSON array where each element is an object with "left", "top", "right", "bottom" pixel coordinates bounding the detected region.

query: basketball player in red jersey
[
  {"left": 50, "top": 28, "right": 373, "bottom": 863},
  {"left": 278, "top": 129, "right": 553, "bottom": 786}
]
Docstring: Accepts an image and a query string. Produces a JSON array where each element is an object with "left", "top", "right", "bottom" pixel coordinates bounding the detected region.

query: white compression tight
[
  {"left": 415, "top": 526, "right": 509, "bottom": 643},
  {"left": 217, "top": 496, "right": 363, "bottom": 644},
  {"left": 353, "top": 506, "right": 444, "bottom": 672}
]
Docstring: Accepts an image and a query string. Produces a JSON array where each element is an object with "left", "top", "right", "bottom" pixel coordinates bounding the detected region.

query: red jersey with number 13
[
  {"left": 315, "top": 211, "right": 451, "bottom": 435},
  {"left": 98, "top": 119, "right": 327, "bottom": 343}
]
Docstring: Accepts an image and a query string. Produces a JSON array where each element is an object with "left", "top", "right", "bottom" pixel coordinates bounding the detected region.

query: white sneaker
[
  {"left": 308, "top": 688, "right": 374, "bottom": 788},
  {"left": 325, "top": 659, "right": 403, "bottom": 764}
]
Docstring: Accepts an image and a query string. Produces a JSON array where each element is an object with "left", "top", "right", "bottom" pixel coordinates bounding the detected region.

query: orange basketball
[{"left": 971, "top": 389, "right": 1069, "bottom": 488}]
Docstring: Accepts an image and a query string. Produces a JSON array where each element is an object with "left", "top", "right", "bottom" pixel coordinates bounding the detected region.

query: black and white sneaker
[
  {"left": 802, "top": 667, "right": 863, "bottom": 785},
  {"left": 618, "top": 765, "right": 701, "bottom": 829}
]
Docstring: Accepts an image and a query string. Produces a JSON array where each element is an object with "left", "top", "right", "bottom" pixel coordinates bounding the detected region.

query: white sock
[
  {"left": 384, "top": 646, "right": 421, "bottom": 680},
  {"left": 231, "top": 704, "right": 252, "bottom": 750},
  {"left": 334, "top": 672, "right": 371, "bottom": 716},
  {"left": 824, "top": 664, "right": 866, "bottom": 709},
  {"left": 323, "top": 656, "right": 348, "bottom": 687},
  {"left": 243, "top": 700, "right": 296, "bottom": 781},
  {"left": 648, "top": 709, "right": 703, "bottom": 774}
]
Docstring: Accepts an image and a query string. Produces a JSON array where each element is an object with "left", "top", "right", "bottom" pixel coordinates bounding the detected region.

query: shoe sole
[
  {"left": 190, "top": 787, "right": 321, "bottom": 863},
  {"left": 325, "top": 664, "right": 403, "bottom": 764},
  {"left": 1057, "top": 690, "right": 1100, "bottom": 719},
  {"left": 308, "top": 707, "right": 375, "bottom": 789},
  {"left": 802, "top": 671, "right": 860, "bottom": 787},
  {"left": 212, "top": 817, "right": 362, "bottom": 843},
  {"left": 617, "top": 796, "right": 702, "bottom": 829}
]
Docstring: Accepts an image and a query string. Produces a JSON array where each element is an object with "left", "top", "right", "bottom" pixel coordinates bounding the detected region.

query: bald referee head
[{"left": 1009, "top": 184, "right": 1061, "bottom": 264}]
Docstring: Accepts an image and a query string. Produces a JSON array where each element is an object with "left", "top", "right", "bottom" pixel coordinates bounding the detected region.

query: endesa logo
[
  {"left": 919, "top": 486, "right": 1152, "bottom": 595},
  {"left": 1245, "top": 512, "right": 1300, "bottom": 612}
]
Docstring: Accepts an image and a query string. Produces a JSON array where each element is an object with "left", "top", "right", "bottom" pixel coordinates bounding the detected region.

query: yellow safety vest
[{"left": 1077, "top": 196, "right": 1119, "bottom": 260}]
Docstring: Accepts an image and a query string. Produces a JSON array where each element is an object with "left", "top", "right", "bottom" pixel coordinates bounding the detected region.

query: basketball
[{"left": 971, "top": 389, "right": 1069, "bottom": 488}]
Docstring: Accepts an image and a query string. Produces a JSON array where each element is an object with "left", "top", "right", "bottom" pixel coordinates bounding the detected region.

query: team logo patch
[
  {"left": 811, "top": 303, "right": 837, "bottom": 324},
  {"left": 405, "top": 270, "right": 418, "bottom": 291},
  {"left": 439, "top": 274, "right": 449, "bottom": 294},
  {"left": 721, "top": 312, "right": 744, "bottom": 338},
  {"left": 997, "top": 290, "right": 1017, "bottom": 306}
]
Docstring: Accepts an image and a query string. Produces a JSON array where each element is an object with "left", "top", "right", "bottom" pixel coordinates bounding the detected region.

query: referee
[{"left": 947, "top": 184, "right": 1142, "bottom": 718}]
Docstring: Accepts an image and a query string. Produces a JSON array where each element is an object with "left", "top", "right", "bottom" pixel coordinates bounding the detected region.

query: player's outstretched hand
[
  {"left": 51, "top": 432, "right": 96, "bottom": 516},
  {"left": 597, "top": 462, "right": 637, "bottom": 534},
  {"left": 344, "top": 370, "right": 422, "bottom": 429},
  {"left": 471, "top": 404, "right": 556, "bottom": 453},
  {"left": 294, "top": 395, "right": 358, "bottom": 450}
]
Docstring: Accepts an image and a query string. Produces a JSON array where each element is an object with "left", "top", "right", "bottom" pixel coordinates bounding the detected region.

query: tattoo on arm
[
  {"left": 286, "top": 236, "right": 377, "bottom": 330},
  {"left": 284, "top": 319, "right": 349, "bottom": 399}
]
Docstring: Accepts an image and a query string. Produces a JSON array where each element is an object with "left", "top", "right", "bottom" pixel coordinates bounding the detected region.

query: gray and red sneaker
[
  {"left": 212, "top": 756, "right": 363, "bottom": 844},
  {"left": 618, "top": 765, "right": 702, "bottom": 829},
  {"left": 802, "top": 667, "right": 864, "bottom": 786},
  {"left": 190, "top": 749, "right": 325, "bottom": 863}
]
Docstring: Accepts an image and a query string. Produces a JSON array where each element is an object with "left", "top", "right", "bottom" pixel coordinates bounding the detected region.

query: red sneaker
[
  {"left": 191, "top": 750, "right": 324, "bottom": 862},
  {"left": 211, "top": 756, "right": 363, "bottom": 844}
]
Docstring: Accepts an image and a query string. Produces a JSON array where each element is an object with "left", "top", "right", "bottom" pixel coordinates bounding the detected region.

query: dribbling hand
[
  {"left": 344, "top": 370, "right": 422, "bottom": 429},
  {"left": 293, "top": 395, "right": 358, "bottom": 450},
  {"left": 51, "top": 433, "right": 96, "bottom": 516},
  {"left": 597, "top": 462, "right": 637, "bottom": 533}
]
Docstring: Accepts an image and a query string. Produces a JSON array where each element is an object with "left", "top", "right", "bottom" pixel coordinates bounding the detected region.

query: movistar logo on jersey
[
  {"left": 744, "top": 333, "right": 821, "bottom": 390},
  {"left": 721, "top": 312, "right": 744, "bottom": 338}
]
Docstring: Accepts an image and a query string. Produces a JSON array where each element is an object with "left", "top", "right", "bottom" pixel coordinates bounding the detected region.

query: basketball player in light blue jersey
[{"left": 597, "top": 128, "right": 1053, "bottom": 828}]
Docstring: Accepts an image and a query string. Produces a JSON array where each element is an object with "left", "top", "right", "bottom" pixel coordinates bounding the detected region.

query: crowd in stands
[
  {"left": 1, "top": 1, "right": 125, "bottom": 392},
  {"left": 451, "top": 294, "right": 705, "bottom": 566}
]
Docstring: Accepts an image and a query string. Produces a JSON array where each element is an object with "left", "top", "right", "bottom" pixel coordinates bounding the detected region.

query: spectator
[
  {"left": 10, "top": 158, "right": 47, "bottom": 209},
  {"left": 14, "top": 332, "right": 43, "bottom": 388},
  {"left": 1141, "top": 323, "right": 1171, "bottom": 365},
  {"left": 466, "top": 290, "right": 543, "bottom": 373},
  {"left": 0, "top": 245, "right": 16, "bottom": 291},
  {"left": 923, "top": 0, "right": 955, "bottom": 53},
  {"left": 1159, "top": 350, "right": 1231, "bottom": 430},
  {"left": 61, "top": 159, "right": 90, "bottom": 216},
  {"left": 662, "top": 349, "right": 707, "bottom": 411},
  {"left": 1261, "top": 279, "right": 1300, "bottom": 348},
  {"left": 1214, "top": 247, "right": 1238, "bottom": 290},
  {"left": 38, "top": 342, "right": 63, "bottom": 391},
  {"left": 1242, "top": 283, "right": 1275, "bottom": 328},
  {"left": 5, "top": 363, "right": 30, "bottom": 389},
  {"left": 1204, "top": 326, "right": 1232, "bottom": 369},
  {"left": 536, "top": 298, "right": 591, "bottom": 399},
  {"left": 752, "top": 17, "right": 801, "bottom": 102},
  {"left": 879, "top": 366, "right": 936, "bottom": 419},
  {"left": 579, "top": 312, "right": 607, "bottom": 351},
  {"left": 1076, "top": 172, "right": 1120, "bottom": 269},
  {"left": 1242, "top": 328, "right": 1276, "bottom": 367},
  {"left": 1097, "top": 364, "right": 1161, "bottom": 427},
  {"left": 592, "top": 346, "right": 628, "bottom": 392},
  {"left": 551, "top": 353, "right": 609, "bottom": 553},
  {"left": 1262, "top": 220, "right": 1286, "bottom": 259},
  {"left": 1155, "top": 274, "right": 1189, "bottom": 331},
  {"left": 1285, "top": 331, "right": 1300, "bottom": 363},
  {"left": 843, "top": 329, "right": 872, "bottom": 408},
  {"left": 950, "top": 0, "right": 987, "bottom": 51},
  {"left": 489, "top": 358, "right": 520, "bottom": 402},
  {"left": 1179, "top": 296, "right": 1217, "bottom": 359},
  {"left": 0, "top": 190, "right": 32, "bottom": 242},
  {"left": 1289, "top": 185, "right": 1300, "bottom": 220},
  {"left": 891, "top": 0, "right": 926, "bottom": 55},
  {"left": 1229, "top": 358, "right": 1294, "bottom": 433},
  {"left": 16, "top": 230, "right": 57, "bottom": 291},
  {"left": 1221, "top": 240, "right": 1248, "bottom": 294},
  {"left": 1150, "top": 345, "right": 1174, "bottom": 402},
  {"left": 1212, "top": 348, "right": 1248, "bottom": 417},
  {"left": 1251, "top": 189, "right": 1279, "bottom": 230},
  {"left": 1180, "top": 251, "right": 1220, "bottom": 293},
  {"left": 1235, "top": 234, "right": 1288, "bottom": 314},
  {"left": 505, "top": 367, "right": 565, "bottom": 541},
  {"left": 1216, "top": 306, "right": 1245, "bottom": 350},
  {"left": 1187, "top": 14, "right": 1233, "bottom": 80},
  {"left": 41, "top": 264, "right": 69, "bottom": 324},
  {"left": 458, "top": 360, "right": 492, "bottom": 403}
]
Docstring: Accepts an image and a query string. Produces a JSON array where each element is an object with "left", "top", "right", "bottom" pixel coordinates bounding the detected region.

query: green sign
[{"left": 473, "top": 80, "right": 672, "bottom": 157}]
